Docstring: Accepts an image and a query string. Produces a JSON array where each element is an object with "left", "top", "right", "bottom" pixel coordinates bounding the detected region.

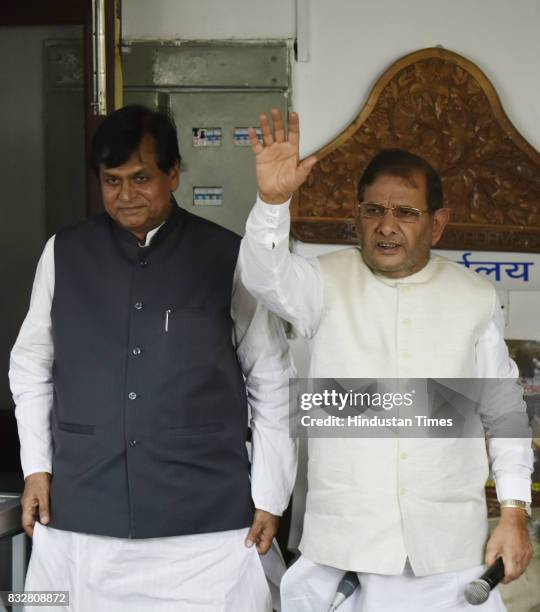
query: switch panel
[
  {"left": 192, "top": 127, "right": 222, "bottom": 147},
  {"left": 193, "top": 187, "right": 223, "bottom": 206},
  {"left": 234, "top": 127, "right": 262, "bottom": 147}
]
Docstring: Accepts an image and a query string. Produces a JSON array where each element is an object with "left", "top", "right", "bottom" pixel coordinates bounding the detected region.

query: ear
[
  {"left": 354, "top": 205, "right": 364, "bottom": 247},
  {"left": 431, "top": 207, "right": 450, "bottom": 246},
  {"left": 169, "top": 161, "right": 180, "bottom": 192}
]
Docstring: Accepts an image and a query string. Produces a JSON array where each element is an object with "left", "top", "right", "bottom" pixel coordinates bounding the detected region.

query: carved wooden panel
[{"left": 291, "top": 48, "right": 540, "bottom": 252}]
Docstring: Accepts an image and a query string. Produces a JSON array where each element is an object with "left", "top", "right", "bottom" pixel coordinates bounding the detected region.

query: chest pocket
[{"left": 160, "top": 306, "right": 233, "bottom": 372}]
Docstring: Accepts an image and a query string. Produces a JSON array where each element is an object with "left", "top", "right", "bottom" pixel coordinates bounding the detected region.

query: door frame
[{"left": 0, "top": 0, "right": 120, "bottom": 215}]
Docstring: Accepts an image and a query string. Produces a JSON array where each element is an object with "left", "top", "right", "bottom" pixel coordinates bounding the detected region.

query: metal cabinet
[{"left": 123, "top": 42, "right": 290, "bottom": 235}]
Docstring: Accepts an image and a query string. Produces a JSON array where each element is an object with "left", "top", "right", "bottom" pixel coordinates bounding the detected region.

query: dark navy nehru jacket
[{"left": 49, "top": 204, "right": 254, "bottom": 538}]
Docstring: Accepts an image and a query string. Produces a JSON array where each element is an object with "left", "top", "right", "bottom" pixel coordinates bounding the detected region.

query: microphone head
[{"left": 464, "top": 579, "right": 490, "bottom": 605}]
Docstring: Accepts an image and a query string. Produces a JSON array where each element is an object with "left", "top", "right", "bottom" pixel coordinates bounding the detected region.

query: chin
[
  {"left": 117, "top": 220, "right": 146, "bottom": 234},
  {"left": 369, "top": 258, "right": 411, "bottom": 276},
  {"left": 371, "top": 257, "right": 406, "bottom": 272}
]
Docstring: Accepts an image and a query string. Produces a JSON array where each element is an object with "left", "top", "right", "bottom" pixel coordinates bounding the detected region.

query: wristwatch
[{"left": 500, "top": 499, "right": 531, "bottom": 517}]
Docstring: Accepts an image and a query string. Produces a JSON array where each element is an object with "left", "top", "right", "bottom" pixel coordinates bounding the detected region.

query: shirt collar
[{"left": 138, "top": 222, "right": 165, "bottom": 248}]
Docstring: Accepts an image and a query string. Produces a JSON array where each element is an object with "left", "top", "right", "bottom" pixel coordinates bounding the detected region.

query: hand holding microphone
[{"left": 464, "top": 558, "right": 505, "bottom": 605}]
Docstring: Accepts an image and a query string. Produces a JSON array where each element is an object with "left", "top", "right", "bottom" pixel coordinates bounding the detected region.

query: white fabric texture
[
  {"left": 25, "top": 523, "right": 271, "bottom": 612},
  {"left": 280, "top": 555, "right": 507, "bottom": 612}
]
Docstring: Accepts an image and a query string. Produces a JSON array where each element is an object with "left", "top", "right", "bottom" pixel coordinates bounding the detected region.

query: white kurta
[
  {"left": 10, "top": 218, "right": 297, "bottom": 611},
  {"left": 239, "top": 197, "right": 532, "bottom": 506},
  {"left": 239, "top": 196, "right": 533, "bottom": 609},
  {"left": 300, "top": 248, "right": 524, "bottom": 574}
]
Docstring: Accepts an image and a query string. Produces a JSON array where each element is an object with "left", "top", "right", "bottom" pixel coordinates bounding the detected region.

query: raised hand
[{"left": 249, "top": 108, "right": 317, "bottom": 204}]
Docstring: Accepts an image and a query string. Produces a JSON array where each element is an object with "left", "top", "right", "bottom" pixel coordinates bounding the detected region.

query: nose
[
  {"left": 118, "top": 179, "right": 134, "bottom": 202},
  {"left": 376, "top": 209, "right": 400, "bottom": 236}
]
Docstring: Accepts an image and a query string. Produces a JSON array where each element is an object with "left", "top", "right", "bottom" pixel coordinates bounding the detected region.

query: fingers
[
  {"left": 244, "top": 519, "right": 274, "bottom": 555},
  {"left": 245, "top": 513, "right": 268, "bottom": 549},
  {"left": 20, "top": 472, "right": 51, "bottom": 537},
  {"left": 485, "top": 534, "right": 534, "bottom": 584},
  {"left": 255, "top": 526, "right": 274, "bottom": 555},
  {"left": 287, "top": 111, "right": 300, "bottom": 146},
  {"left": 248, "top": 127, "right": 263, "bottom": 155},
  {"left": 500, "top": 545, "right": 534, "bottom": 583},
  {"left": 259, "top": 113, "right": 274, "bottom": 146},
  {"left": 244, "top": 523, "right": 259, "bottom": 549},
  {"left": 38, "top": 489, "right": 51, "bottom": 525},
  {"left": 297, "top": 155, "right": 318, "bottom": 182},
  {"left": 244, "top": 510, "right": 279, "bottom": 555},
  {"left": 253, "top": 109, "right": 300, "bottom": 149},
  {"left": 21, "top": 498, "right": 37, "bottom": 538},
  {"left": 484, "top": 543, "right": 499, "bottom": 568},
  {"left": 272, "top": 108, "right": 285, "bottom": 143}
]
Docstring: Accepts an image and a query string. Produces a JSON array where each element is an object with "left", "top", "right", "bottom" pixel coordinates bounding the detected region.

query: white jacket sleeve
[
  {"left": 239, "top": 195, "right": 324, "bottom": 339},
  {"left": 477, "top": 295, "right": 533, "bottom": 503},
  {"left": 232, "top": 270, "right": 297, "bottom": 516}
]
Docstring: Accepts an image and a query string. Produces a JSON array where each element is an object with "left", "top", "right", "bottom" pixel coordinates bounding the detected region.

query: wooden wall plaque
[{"left": 291, "top": 48, "right": 540, "bottom": 252}]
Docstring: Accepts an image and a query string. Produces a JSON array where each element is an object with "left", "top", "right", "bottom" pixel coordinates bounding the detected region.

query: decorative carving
[{"left": 292, "top": 48, "right": 540, "bottom": 251}]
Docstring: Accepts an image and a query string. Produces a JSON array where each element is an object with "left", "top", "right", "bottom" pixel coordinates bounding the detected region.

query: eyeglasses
[{"left": 358, "top": 202, "right": 429, "bottom": 223}]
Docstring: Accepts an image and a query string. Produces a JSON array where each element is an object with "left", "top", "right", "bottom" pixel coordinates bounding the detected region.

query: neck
[{"left": 360, "top": 252, "right": 431, "bottom": 279}]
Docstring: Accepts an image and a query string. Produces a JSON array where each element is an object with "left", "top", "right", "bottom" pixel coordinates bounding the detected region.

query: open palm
[{"left": 249, "top": 109, "right": 317, "bottom": 204}]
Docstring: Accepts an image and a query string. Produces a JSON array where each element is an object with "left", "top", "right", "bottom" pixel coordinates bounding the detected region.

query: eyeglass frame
[{"left": 357, "top": 201, "right": 431, "bottom": 223}]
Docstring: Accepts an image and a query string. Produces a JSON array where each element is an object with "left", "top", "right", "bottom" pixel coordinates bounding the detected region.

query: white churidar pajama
[{"left": 280, "top": 556, "right": 506, "bottom": 612}]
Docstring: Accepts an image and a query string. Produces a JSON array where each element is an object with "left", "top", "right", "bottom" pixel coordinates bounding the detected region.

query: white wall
[
  {"left": 124, "top": 0, "right": 540, "bottom": 156},
  {"left": 292, "top": 0, "right": 540, "bottom": 157},
  {"left": 122, "top": 0, "right": 540, "bottom": 342},
  {"left": 123, "top": 0, "right": 296, "bottom": 40}
]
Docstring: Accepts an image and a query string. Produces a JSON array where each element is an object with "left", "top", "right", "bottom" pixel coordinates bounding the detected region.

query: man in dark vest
[{"left": 10, "top": 105, "right": 296, "bottom": 611}]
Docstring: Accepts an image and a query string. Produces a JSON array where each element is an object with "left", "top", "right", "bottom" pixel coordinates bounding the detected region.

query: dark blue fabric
[{"left": 49, "top": 205, "right": 253, "bottom": 538}]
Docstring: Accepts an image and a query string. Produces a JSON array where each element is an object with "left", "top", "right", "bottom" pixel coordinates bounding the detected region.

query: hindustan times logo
[{"left": 299, "top": 389, "right": 415, "bottom": 412}]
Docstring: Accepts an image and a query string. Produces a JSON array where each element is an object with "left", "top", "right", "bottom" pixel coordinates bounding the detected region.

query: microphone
[
  {"left": 464, "top": 558, "right": 505, "bottom": 605},
  {"left": 327, "top": 571, "right": 360, "bottom": 611}
]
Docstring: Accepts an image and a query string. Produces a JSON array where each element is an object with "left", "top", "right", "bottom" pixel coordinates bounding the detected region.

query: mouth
[
  {"left": 117, "top": 205, "right": 145, "bottom": 213},
  {"left": 375, "top": 240, "right": 402, "bottom": 254}
]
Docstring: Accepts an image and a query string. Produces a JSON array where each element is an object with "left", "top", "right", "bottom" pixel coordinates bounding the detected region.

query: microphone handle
[
  {"left": 482, "top": 557, "right": 505, "bottom": 589},
  {"left": 340, "top": 572, "right": 360, "bottom": 595},
  {"left": 327, "top": 572, "right": 360, "bottom": 611}
]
